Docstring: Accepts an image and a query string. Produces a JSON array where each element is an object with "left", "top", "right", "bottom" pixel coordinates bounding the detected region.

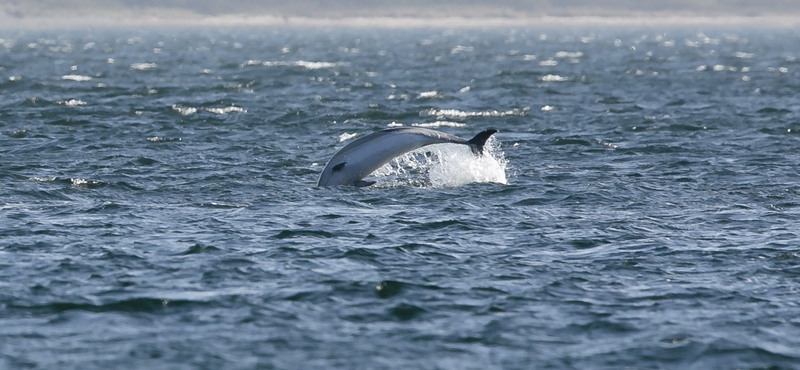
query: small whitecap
[
  {"left": 205, "top": 106, "right": 246, "bottom": 114},
  {"left": 539, "top": 60, "right": 558, "bottom": 67},
  {"left": 58, "top": 99, "right": 87, "bottom": 107},
  {"left": 107, "top": 58, "right": 115, "bottom": 64},
  {"left": 171, "top": 105, "right": 197, "bottom": 115},
  {"left": 713, "top": 64, "right": 726, "bottom": 72},
  {"left": 696, "top": 65, "right": 708, "bottom": 71},
  {"left": 338, "top": 132, "right": 357, "bottom": 142},
  {"left": 412, "top": 121, "right": 466, "bottom": 128},
  {"left": 71, "top": 178, "right": 88, "bottom": 186},
  {"left": 779, "top": 67, "right": 789, "bottom": 73},
  {"left": 554, "top": 51, "right": 583, "bottom": 58},
  {"left": 386, "top": 122, "right": 404, "bottom": 127},
  {"left": 257, "top": 60, "right": 347, "bottom": 70},
  {"left": 451, "top": 45, "right": 474, "bottom": 54},
  {"left": 294, "top": 61, "right": 346, "bottom": 69},
  {"left": 131, "top": 63, "right": 158, "bottom": 70},
  {"left": 541, "top": 74, "right": 568, "bottom": 82},
  {"left": 459, "top": 86, "right": 470, "bottom": 93},
  {"left": 418, "top": 91, "right": 440, "bottom": 99},
  {"left": 147, "top": 136, "right": 181, "bottom": 142},
  {"left": 541, "top": 105, "right": 556, "bottom": 111},
  {"left": 30, "top": 176, "right": 56, "bottom": 182},
  {"left": 62, "top": 74, "right": 92, "bottom": 82},
  {"left": 523, "top": 55, "right": 537, "bottom": 61},
  {"left": 735, "top": 52, "right": 754, "bottom": 59},
  {"left": 420, "top": 108, "right": 529, "bottom": 118}
]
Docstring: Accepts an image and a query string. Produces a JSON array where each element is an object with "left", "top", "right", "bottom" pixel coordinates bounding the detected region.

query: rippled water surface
[{"left": 2, "top": 27, "right": 800, "bottom": 369}]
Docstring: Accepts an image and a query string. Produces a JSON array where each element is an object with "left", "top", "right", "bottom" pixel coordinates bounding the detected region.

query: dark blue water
[{"left": 2, "top": 27, "right": 800, "bottom": 369}]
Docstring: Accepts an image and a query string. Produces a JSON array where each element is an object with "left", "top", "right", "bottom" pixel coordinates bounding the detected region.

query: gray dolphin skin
[{"left": 317, "top": 127, "right": 497, "bottom": 187}]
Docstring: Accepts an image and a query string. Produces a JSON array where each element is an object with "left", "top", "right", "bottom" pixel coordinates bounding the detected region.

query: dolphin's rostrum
[{"left": 317, "top": 127, "right": 498, "bottom": 187}]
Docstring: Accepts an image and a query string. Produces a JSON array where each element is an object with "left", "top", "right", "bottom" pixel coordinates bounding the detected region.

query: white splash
[
  {"left": 338, "top": 132, "right": 357, "bottom": 142},
  {"left": 372, "top": 137, "right": 507, "bottom": 188}
]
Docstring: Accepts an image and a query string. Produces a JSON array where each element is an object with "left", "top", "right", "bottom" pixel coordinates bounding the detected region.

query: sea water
[{"left": 2, "top": 27, "right": 800, "bottom": 369}]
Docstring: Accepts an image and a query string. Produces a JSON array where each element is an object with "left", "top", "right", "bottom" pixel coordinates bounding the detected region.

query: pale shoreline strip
[{"left": 2, "top": 14, "right": 800, "bottom": 30}]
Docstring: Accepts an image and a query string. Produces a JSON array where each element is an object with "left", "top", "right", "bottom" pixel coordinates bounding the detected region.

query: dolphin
[{"left": 317, "top": 127, "right": 497, "bottom": 187}]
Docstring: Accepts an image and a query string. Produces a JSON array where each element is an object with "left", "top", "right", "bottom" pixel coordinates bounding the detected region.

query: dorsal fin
[{"left": 467, "top": 129, "right": 498, "bottom": 155}]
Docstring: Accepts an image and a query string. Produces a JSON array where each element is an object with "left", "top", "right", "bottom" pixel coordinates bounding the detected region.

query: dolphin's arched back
[{"left": 317, "top": 127, "right": 497, "bottom": 187}]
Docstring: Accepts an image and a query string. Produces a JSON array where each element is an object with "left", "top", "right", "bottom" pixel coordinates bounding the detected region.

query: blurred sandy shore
[{"left": 2, "top": 14, "right": 800, "bottom": 30}]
